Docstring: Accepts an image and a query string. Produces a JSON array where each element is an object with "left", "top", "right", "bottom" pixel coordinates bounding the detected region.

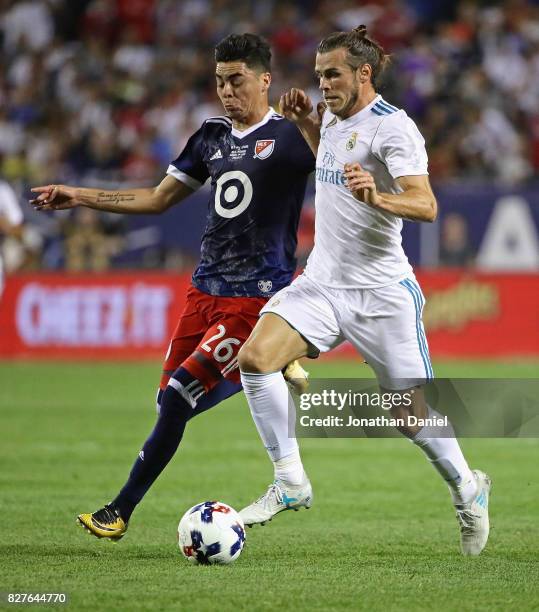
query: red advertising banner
[
  {"left": 417, "top": 270, "right": 539, "bottom": 357},
  {"left": 0, "top": 273, "right": 191, "bottom": 360},
  {"left": 0, "top": 271, "right": 537, "bottom": 359}
]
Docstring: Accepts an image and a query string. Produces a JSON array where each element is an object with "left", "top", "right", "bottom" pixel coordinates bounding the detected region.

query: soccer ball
[{"left": 177, "top": 501, "right": 246, "bottom": 565}]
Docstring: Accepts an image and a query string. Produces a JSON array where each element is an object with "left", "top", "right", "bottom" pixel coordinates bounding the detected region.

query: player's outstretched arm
[
  {"left": 343, "top": 164, "right": 437, "bottom": 222},
  {"left": 279, "top": 88, "right": 322, "bottom": 156},
  {"left": 30, "top": 175, "right": 194, "bottom": 215}
]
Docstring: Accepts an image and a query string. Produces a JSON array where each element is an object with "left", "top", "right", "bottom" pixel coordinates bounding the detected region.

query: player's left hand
[
  {"left": 343, "top": 163, "right": 381, "bottom": 207},
  {"left": 279, "top": 88, "right": 313, "bottom": 124}
]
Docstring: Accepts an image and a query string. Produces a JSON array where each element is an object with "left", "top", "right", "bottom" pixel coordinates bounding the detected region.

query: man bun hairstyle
[
  {"left": 317, "top": 25, "right": 390, "bottom": 87},
  {"left": 353, "top": 24, "right": 368, "bottom": 37},
  {"left": 215, "top": 33, "right": 271, "bottom": 72}
]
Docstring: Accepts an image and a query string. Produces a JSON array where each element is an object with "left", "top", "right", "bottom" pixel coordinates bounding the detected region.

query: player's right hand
[
  {"left": 29, "top": 185, "right": 80, "bottom": 211},
  {"left": 279, "top": 88, "right": 313, "bottom": 123}
]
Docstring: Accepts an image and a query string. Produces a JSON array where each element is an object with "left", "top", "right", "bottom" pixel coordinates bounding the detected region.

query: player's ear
[
  {"left": 261, "top": 71, "right": 271, "bottom": 93},
  {"left": 358, "top": 63, "right": 372, "bottom": 84}
]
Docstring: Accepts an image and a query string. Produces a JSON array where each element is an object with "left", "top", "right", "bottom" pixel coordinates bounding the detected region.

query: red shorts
[{"left": 160, "top": 285, "right": 267, "bottom": 391}]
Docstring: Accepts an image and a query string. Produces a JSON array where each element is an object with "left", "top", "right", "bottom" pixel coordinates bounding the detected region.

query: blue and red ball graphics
[{"left": 177, "top": 501, "right": 246, "bottom": 565}]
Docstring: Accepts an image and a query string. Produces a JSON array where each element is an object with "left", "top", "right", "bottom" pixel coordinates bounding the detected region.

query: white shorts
[{"left": 261, "top": 274, "right": 434, "bottom": 390}]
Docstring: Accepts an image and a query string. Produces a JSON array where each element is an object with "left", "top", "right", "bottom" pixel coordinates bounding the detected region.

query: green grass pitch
[{"left": 1, "top": 359, "right": 538, "bottom": 611}]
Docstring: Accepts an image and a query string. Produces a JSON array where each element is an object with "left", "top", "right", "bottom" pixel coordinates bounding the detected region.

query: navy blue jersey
[{"left": 167, "top": 109, "right": 314, "bottom": 297}]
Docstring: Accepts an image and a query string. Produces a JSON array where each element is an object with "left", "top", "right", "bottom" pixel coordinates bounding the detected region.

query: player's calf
[{"left": 386, "top": 385, "right": 428, "bottom": 438}]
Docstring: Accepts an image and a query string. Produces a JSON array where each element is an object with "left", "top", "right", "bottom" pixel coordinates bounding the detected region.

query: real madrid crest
[{"left": 346, "top": 132, "right": 358, "bottom": 151}]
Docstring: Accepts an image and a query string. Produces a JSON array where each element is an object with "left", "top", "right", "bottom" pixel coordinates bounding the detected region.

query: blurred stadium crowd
[{"left": 1, "top": 0, "right": 538, "bottom": 272}]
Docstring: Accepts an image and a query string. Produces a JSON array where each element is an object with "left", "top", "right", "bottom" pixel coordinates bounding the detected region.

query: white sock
[
  {"left": 413, "top": 407, "right": 477, "bottom": 505},
  {"left": 274, "top": 448, "right": 304, "bottom": 486},
  {"left": 240, "top": 370, "right": 304, "bottom": 486}
]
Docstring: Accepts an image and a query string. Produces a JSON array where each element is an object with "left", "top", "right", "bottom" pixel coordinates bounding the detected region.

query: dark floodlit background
[
  {"left": 0, "top": 0, "right": 538, "bottom": 361},
  {"left": 1, "top": 0, "right": 538, "bottom": 272}
]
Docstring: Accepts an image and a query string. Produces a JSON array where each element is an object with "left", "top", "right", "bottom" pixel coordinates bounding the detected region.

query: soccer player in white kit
[{"left": 238, "top": 26, "right": 492, "bottom": 556}]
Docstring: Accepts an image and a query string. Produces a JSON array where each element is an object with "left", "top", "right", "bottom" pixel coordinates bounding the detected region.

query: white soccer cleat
[
  {"left": 240, "top": 474, "right": 313, "bottom": 526},
  {"left": 283, "top": 360, "right": 309, "bottom": 395},
  {"left": 455, "top": 469, "right": 492, "bottom": 556}
]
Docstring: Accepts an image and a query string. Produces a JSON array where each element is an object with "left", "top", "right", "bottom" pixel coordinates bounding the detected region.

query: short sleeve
[
  {"left": 0, "top": 182, "right": 23, "bottom": 225},
  {"left": 372, "top": 112, "right": 429, "bottom": 179},
  {"left": 167, "top": 125, "right": 210, "bottom": 190}
]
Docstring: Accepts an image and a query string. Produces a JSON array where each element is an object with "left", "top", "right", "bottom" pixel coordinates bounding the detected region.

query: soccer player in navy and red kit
[{"left": 31, "top": 34, "right": 314, "bottom": 539}]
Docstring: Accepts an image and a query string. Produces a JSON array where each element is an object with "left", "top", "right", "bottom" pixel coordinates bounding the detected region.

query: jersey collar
[
  {"left": 231, "top": 108, "right": 275, "bottom": 139},
  {"left": 335, "top": 94, "right": 382, "bottom": 129}
]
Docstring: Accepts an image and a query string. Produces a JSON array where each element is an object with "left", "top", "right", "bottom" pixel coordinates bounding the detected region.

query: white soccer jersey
[{"left": 304, "top": 94, "right": 429, "bottom": 289}]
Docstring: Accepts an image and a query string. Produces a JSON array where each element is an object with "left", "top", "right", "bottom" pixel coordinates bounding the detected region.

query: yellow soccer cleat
[
  {"left": 77, "top": 504, "right": 127, "bottom": 540},
  {"left": 282, "top": 360, "right": 309, "bottom": 395}
]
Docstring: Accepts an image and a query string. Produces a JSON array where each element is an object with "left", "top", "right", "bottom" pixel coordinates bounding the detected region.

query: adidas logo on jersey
[{"left": 210, "top": 149, "right": 223, "bottom": 160}]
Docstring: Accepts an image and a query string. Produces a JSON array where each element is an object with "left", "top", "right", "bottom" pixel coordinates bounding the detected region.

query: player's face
[
  {"left": 215, "top": 61, "right": 271, "bottom": 122},
  {"left": 315, "top": 49, "right": 363, "bottom": 119}
]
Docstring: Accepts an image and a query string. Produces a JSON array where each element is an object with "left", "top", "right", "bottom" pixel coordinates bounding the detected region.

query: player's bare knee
[
  {"left": 238, "top": 340, "right": 276, "bottom": 373},
  {"left": 238, "top": 341, "right": 266, "bottom": 373}
]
